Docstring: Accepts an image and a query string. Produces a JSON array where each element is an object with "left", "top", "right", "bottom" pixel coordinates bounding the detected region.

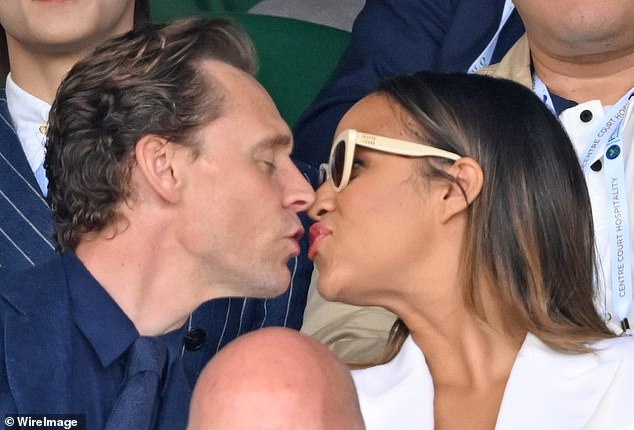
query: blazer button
[
  {"left": 580, "top": 109, "right": 593, "bottom": 123},
  {"left": 184, "top": 328, "right": 206, "bottom": 351},
  {"left": 590, "top": 159, "right": 602, "bottom": 172}
]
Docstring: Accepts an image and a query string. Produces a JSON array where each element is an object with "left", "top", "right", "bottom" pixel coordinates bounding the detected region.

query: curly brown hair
[{"left": 45, "top": 17, "right": 257, "bottom": 250}]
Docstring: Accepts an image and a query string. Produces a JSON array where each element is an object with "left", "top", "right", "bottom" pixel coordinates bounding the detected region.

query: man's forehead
[
  {"left": 199, "top": 59, "right": 292, "bottom": 147},
  {"left": 201, "top": 59, "right": 279, "bottom": 112},
  {"left": 199, "top": 59, "right": 259, "bottom": 91}
]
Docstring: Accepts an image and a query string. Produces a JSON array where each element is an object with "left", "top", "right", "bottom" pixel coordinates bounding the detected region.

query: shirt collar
[
  {"left": 549, "top": 91, "right": 578, "bottom": 116},
  {"left": 5, "top": 73, "right": 50, "bottom": 122},
  {"left": 63, "top": 251, "right": 187, "bottom": 371},
  {"left": 5, "top": 73, "right": 50, "bottom": 172},
  {"left": 63, "top": 251, "right": 139, "bottom": 368}
]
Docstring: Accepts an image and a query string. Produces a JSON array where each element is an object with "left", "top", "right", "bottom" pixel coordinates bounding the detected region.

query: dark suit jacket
[
  {"left": 0, "top": 89, "right": 56, "bottom": 269},
  {"left": 0, "top": 257, "right": 74, "bottom": 413},
  {"left": 0, "top": 246, "right": 317, "bottom": 422},
  {"left": 292, "top": 0, "right": 526, "bottom": 166},
  {"left": 0, "top": 255, "right": 191, "bottom": 429}
]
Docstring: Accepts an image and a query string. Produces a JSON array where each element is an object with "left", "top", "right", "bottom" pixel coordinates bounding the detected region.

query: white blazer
[{"left": 352, "top": 333, "right": 634, "bottom": 429}]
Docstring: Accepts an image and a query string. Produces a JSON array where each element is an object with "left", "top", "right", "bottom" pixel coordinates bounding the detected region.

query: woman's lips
[{"left": 308, "top": 223, "right": 332, "bottom": 260}]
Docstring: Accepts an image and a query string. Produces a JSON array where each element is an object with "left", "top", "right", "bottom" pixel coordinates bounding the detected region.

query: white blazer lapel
[
  {"left": 352, "top": 336, "right": 435, "bottom": 430},
  {"left": 495, "top": 333, "right": 623, "bottom": 429}
]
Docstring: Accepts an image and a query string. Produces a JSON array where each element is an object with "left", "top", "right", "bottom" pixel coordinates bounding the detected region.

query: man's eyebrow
[{"left": 253, "top": 134, "right": 293, "bottom": 153}]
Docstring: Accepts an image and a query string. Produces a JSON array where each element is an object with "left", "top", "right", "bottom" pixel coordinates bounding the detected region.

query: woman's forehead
[{"left": 336, "top": 94, "right": 397, "bottom": 133}]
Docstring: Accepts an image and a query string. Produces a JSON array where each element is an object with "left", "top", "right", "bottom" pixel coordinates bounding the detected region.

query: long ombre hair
[{"left": 369, "top": 72, "right": 613, "bottom": 364}]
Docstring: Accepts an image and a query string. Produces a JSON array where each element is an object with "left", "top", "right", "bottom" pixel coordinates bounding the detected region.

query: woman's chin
[
  {"left": 316, "top": 276, "right": 341, "bottom": 302},
  {"left": 315, "top": 260, "right": 363, "bottom": 303},
  {"left": 317, "top": 275, "right": 360, "bottom": 305}
]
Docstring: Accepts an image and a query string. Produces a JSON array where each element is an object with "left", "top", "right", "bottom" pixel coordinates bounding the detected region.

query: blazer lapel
[
  {"left": 0, "top": 90, "right": 55, "bottom": 267},
  {"left": 495, "top": 333, "right": 622, "bottom": 429},
  {"left": 352, "top": 336, "right": 435, "bottom": 430},
  {"left": 2, "top": 256, "right": 74, "bottom": 412}
]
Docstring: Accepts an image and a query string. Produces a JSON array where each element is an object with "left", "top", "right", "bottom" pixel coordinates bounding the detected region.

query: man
[
  {"left": 0, "top": 0, "right": 318, "bottom": 385},
  {"left": 188, "top": 327, "right": 365, "bottom": 430},
  {"left": 0, "top": 17, "right": 314, "bottom": 429},
  {"left": 300, "top": 0, "right": 634, "bottom": 362}
]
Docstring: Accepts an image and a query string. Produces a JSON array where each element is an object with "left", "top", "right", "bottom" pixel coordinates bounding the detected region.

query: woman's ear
[
  {"left": 134, "top": 134, "right": 184, "bottom": 204},
  {"left": 439, "top": 157, "right": 483, "bottom": 223}
]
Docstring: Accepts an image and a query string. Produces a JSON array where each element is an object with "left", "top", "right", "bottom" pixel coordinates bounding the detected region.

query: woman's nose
[{"left": 308, "top": 182, "right": 336, "bottom": 221}]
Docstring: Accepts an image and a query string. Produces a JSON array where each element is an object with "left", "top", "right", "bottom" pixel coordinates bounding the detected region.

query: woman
[{"left": 307, "top": 71, "right": 634, "bottom": 429}]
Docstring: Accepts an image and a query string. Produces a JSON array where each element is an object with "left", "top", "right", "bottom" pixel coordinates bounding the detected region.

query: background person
[
  {"left": 292, "top": 0, "right": 525, "bottom": 167},
  {"left": 188, "top": 327, "right": 365, "bottom": 430},
  {"left": 0, "top": 0, "right": 147, "bottom": 267}
]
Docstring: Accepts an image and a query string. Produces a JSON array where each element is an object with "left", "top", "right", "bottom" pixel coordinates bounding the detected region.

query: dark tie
[{"left": 104, "top": 336, "right": 168, "bottom": 430}]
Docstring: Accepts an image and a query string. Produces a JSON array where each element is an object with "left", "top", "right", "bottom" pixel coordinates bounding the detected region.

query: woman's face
[{"left": 308, "top": 94, "right": 446, "bottom": 306}]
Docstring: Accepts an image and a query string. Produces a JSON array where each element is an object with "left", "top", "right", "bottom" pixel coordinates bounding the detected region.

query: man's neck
[
  {"left": 530, "top": 40, "right": 634, "bottom": 105},
  {"left": 75, "top": 225, "right": 218, "bottom": 337}
]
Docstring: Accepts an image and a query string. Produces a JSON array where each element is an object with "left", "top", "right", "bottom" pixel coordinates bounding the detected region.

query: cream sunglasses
[{"left": 319, "top": 129, "right": 461, "bottom": 191}]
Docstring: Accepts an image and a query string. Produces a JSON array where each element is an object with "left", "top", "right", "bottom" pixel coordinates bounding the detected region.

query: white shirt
[
  {"left": 5, "top": 73, "right": 51, "bottom": 194},
  {"left": 481, "top": 36, "right": 634, "bottom": 333},
  {"left": 353, "top": 334, "right": 634, "bottom": 430},
  {"left": 559, "top": 99, "right": 634, "bottom": 332}
]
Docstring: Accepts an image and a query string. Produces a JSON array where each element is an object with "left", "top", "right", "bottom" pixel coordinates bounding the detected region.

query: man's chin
[
  {"left": 268, "top": 272, "right": 291, "bottom": 298},
  {"left": 255, "top": 266, "right": 291, "bottom": 299}
]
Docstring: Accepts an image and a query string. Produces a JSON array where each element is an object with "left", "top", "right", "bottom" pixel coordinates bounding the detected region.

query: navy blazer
[
  {"left": 0, "top": 256, "right": 192, "bottom": 429},
  {"left": 0, "top": 225, "right": 317, "bottom": 417},
  {"left": 292, "top": 0, "right": 526, "bottom": 166},
  {"left": 0, "top": 257, "right": 75, "bottom": 414},
  {"left": 0, "top": 89, "right": 318, "bottom": 387},
  {"left": 0, "top": 89, "right": 56, "bottom": 268}
]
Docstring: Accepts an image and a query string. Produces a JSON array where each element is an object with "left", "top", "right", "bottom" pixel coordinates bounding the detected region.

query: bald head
[{"left": 188, "top": 327, "right": 364, "bottom": 430}]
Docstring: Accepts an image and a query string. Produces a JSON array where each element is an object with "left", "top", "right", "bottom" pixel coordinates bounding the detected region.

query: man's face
[
  {"left": 513, "top": 0, "right": 634, "bottom": 57},
  {"left": 0, "top": 0, "right": 135, "bottom": 56},
  {"left": 177, "top": 60, "right": 314, "bottom": 298}
]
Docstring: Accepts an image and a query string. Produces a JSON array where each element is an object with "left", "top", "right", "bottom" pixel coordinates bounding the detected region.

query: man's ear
[
  {"left": 135, "top": 134, "right": 184, "bottom": 204},
  {"left": 439, "top": 157, "right": 483, "bottom": 223}
]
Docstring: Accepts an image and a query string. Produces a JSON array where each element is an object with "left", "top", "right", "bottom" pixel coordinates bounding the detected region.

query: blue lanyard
[{"left": 534, "top": 75, "right": 634, "bottom": 334}]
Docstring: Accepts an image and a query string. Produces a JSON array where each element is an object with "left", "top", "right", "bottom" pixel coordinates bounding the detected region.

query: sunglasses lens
[{"left": 331, "top": 139, "right": 346, "bottom": 188}]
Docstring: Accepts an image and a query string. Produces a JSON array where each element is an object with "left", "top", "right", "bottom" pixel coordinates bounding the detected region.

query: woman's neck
[
  {"left": 405, "top": 310, "right": 525, "bottom": 430},
  {"left": 407, "top": 311, "right": 524, "bottom": 388}
]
